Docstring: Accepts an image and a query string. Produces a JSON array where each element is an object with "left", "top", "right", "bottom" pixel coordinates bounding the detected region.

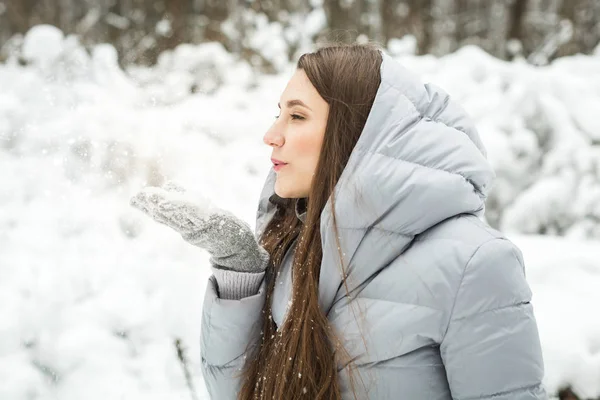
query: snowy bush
[
  {"left": 127, "top": 41, "right": 257, "bottom": 105},
  {"left": 396, "top": 45, "right": 600, "bottom": 239}
]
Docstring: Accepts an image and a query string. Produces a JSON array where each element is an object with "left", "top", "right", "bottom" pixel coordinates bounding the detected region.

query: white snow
[
  {"left": 21, "top": 25, "right": 65, "bottom": 67},
  {"left": 512, "top": 235, "right": 600, "bottom": 398},
  {"left": 1, "top": 24, "right": 599, "bottom": 399}
]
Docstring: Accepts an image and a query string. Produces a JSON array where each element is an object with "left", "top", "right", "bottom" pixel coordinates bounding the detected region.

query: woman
[{"left": 131, "top": 43, "right": 547, "bottom": 399}]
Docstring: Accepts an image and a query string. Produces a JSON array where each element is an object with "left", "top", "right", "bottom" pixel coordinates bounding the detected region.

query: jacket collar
[
  {"left": 265, "top": 194, "right": 307, "bottom": 224},
  {"left": 295, "top": 198, "right": 307, "bottom": 223}
]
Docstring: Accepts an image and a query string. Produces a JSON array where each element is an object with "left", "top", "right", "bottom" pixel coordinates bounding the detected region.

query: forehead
[{"left": 280, "top": 69, "right": 320, "bottom": 103}]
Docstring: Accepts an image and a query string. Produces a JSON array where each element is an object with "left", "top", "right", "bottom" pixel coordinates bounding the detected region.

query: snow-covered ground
[{"left": 1, "top": 25, "right": 599, "bottom": 399}]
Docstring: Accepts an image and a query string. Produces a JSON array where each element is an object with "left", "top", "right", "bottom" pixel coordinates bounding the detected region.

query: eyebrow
[{"left": 277, "top": 99, "right": 312, "bottom": 111}]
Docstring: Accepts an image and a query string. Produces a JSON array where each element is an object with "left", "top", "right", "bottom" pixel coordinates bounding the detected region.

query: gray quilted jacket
[{"left": 200, "top": 50, "right": 547, "bottom": 399}]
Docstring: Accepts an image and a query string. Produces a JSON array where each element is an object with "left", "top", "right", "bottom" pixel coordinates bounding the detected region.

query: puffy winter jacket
[{"left": 200, "top": 50, "right": 548, "bottom": 399}]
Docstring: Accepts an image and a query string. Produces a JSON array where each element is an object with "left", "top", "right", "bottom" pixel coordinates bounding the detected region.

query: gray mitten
[{"left": 130, "top": 181, "right": 269, "bottom": 273}]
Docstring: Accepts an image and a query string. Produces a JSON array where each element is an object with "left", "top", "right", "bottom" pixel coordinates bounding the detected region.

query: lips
[
  {"left": 271, "top": 158, "right": 288, "bottom": 167},
  {"left": 271, "top": 158, "right": 288, "bottom": 172}
]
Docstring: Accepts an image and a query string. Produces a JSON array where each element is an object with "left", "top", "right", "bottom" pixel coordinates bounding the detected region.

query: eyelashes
[{"left": 274, "top": 114, "right": 305, "bottom": 120}]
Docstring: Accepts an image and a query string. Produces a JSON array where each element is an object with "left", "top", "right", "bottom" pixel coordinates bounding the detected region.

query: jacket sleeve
[
  {"left": 200, "top": 274, "right": 266, "bottom": 399},
  {"left": 440, "top": 238, "right": 548, "bottom": 400},
  {"left": 210, "top": 265, "right": 266, "bottom": 300}
]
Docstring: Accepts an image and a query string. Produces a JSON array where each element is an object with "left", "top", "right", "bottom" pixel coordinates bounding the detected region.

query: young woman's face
[{"left": 263, "top": 69, "right": 330, "bottom": 199}]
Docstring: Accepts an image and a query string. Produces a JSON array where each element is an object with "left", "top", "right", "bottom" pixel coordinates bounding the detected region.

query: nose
[{"left": 263, "top": 125, "right": 284, "bottom": 147}]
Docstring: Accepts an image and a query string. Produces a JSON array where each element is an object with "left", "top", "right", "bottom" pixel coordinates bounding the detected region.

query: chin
[
  {"left": 274, "top": 186, "right": 293, "bottom": 199},
  {"left": 274, "top": 180, "right": 307, "bottom": 199}
]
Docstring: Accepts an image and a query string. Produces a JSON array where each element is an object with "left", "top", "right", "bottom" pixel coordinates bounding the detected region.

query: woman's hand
[{"left": 130, "top": 181, "right": 269, "bottom": 273}]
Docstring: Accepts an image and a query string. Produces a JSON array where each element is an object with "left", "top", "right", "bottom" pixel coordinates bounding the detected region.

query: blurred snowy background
[{"left": 1, "top": 1, "right": 600, "bottom": 399}]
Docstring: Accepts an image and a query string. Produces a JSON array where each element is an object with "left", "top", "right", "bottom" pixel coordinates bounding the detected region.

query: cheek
[
  {"left": 294, "top": 137, "right": 322, "bottom": 177},
  {"left": 294, "top": 127, "right": 325, "bottom": 159},
  {"left": 276, "top": 129, "right": 324, "bottom": 197}
]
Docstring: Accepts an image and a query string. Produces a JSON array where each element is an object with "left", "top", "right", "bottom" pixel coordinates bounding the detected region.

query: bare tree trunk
[
  {"left": 488, "top": 0, "right": 511, "bottom": 58},
  {"left": 202, "top": 0, "right": 230, "bottom": 43},
  {"left": 365, "top": 0, "right": 384, "bottom": 44},
  {"left": 417, "top": 0, "right": 433, "bottom": 54},
  {"left": 455, "top": 0, "right": 467, "bottom": 45},
  {"left": 381, "top": 0, "right": 401, "bottom": 41},
  {"left": 429, "top": 0, "right": 457, "bottom": 55},
  {"left": 509, "top": 0, "right": 527, "bottom": 40},
  {"left": 165, "top": 0, "right": 187, "bottom": 49},
  {"left": 5, "top": 0, "right": 34, "bottom": 34},
  {"left": 322, "top": 0, "right": 363, "bottom": 44}
]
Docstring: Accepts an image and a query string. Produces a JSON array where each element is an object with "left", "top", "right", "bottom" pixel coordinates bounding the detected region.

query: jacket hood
[{"left": 256, "top": 50, "right": 495, "bottom": 314}]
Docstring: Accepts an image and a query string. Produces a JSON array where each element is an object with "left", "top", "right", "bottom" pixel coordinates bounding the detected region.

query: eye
[{"left": 274, "top": 114, "right": 305, "bottom": 120}]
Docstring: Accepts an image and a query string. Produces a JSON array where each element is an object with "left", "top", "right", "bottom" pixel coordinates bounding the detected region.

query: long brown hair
[{"left": 238, "top": 43, "right": 383, "bottom": 400}]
